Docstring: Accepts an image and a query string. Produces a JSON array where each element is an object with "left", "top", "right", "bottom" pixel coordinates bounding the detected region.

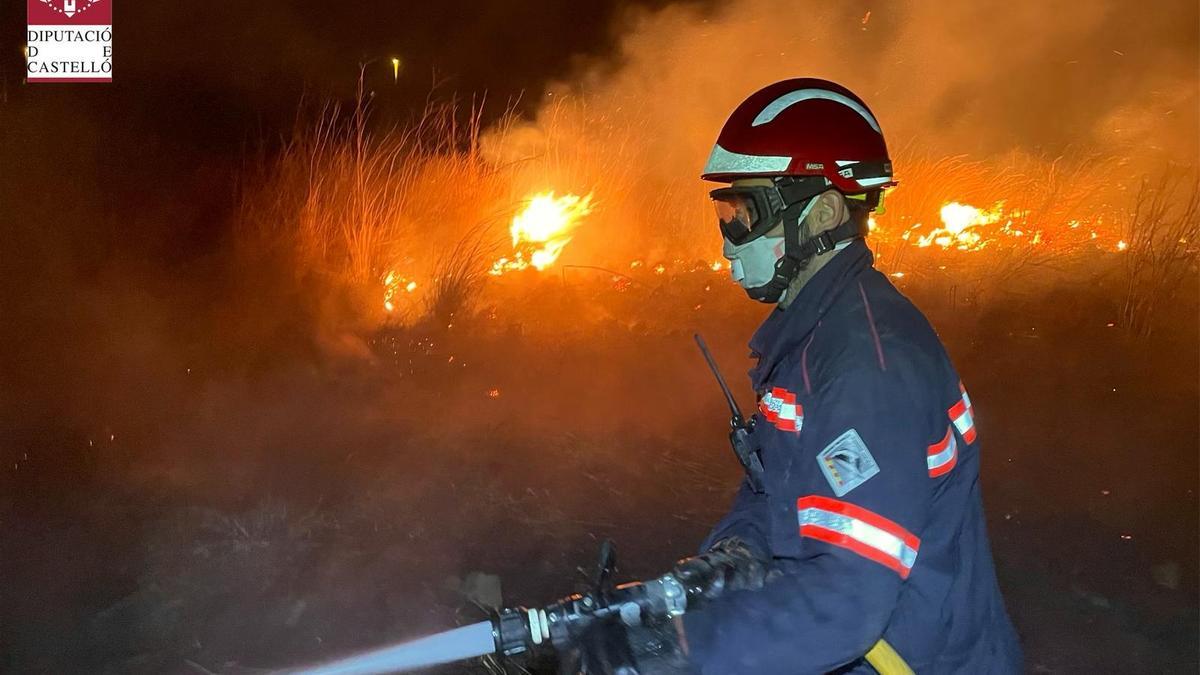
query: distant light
[
  {"left": 890, "top": 272, "right": 905, "bottom": 278},
  {"left": 1116, "top": 240, "right": 1128, "bottom": 251},
  {"left": 391, "top": 57, "right": 402, "bottom": 82}
]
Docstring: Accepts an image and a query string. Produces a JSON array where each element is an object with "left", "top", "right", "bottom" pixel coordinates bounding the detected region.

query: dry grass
[
  {"left": 236, "top": 72, "right": 517, "bottom": 329},
  {"left": 1121, "top": 174, "right": 1200, "bottom": 337},
  {"left": 426, "top": 226, "right": 495, "bottom": 325},
  {"left": 194, "top": 497, "right": 337, "bottom": 546},
  {"left": 236, "top": 83, "right": 1167, "bottom": 341},
  {"left": 960, "top": 156, "right": 1117, "bottom": 303}
]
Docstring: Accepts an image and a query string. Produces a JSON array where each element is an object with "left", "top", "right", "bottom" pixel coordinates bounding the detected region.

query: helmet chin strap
[{"left": 744, "top": 199, "right": 870, "bottom": 304}]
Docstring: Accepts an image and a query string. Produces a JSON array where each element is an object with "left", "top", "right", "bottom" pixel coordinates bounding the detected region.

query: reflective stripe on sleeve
[
  {"left": 796, "top": 495, "right": 920, "bottom": 578},
  {"left": 927, "top": 425, "right": 958, "bottom": 477},
  {"left": 949, "top": 382, "right": 977, "bottom": 444}
]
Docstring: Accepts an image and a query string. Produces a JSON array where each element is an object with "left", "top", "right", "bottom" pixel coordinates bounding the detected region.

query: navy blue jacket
[{"left": 683, "top": 241, "right": 1022, "bottom": 674}]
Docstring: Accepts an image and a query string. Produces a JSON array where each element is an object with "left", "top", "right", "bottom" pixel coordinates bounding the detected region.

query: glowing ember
[
  {"left": 710, "top": 261, "right": 724, "bottom": 271},
  {"left": 1116, "top": 240, "right": 1128, "bottom": 251},
  {"left": 382, "top": 271, "right": 418, "bottom": 312},
  {"left": 490, "top": 191, "right": 594, "bottom": 275}
]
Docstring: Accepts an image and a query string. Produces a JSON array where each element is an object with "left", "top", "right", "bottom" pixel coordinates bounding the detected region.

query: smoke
[
  {"left": 486, "top": 0, "right": 1198, "bottom": 250},
  {"left": 3, "top": 5, "right": 1196, "bottom": 670}
]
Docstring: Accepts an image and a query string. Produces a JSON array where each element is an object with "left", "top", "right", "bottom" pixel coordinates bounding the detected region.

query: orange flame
[
  {"left": 915, "top": 201, "right": 1006, "bottom": 250},
  {"left": 382, "top": 271, "right": 418, "bottom": 312},
  {"left": 491, "top": 191, "right": 595, "bottom": 275}
]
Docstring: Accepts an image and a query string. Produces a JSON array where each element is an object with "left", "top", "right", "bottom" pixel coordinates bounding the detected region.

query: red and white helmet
[{"left": 702, "top": 78, "right": 894, "bottom": 193}]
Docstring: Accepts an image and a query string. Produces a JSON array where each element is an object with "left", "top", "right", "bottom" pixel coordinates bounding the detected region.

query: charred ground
[{"left": 0, "top": 259, "right": 1196, "bottom": 674}]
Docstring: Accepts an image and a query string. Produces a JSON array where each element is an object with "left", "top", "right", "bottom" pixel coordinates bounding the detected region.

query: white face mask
[
  {"left": 724, "top": 235, "right": 786, "bottom": 289},
  {"left": 721, "top": 197, "right": 819, "bottom": 300}
]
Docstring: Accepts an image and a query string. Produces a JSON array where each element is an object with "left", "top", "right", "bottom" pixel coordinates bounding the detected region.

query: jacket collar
[{"left": 748, "top": 239, "right": 874, "bottom": 390}]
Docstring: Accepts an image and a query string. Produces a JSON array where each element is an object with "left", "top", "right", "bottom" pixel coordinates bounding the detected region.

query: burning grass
[
  {"left": 489, "top": 191, "right": 595, "bottom": 275},
  {"left": 235, "top": 88, "right": 1196, "bottom": 348},
  {"left": 236, "top": 77, "right": 515, "bottom": 329}
]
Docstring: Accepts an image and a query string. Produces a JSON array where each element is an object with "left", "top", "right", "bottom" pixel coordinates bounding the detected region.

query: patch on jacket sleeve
[
  {"left": 816, "top": 429, "right": 879, "bottom": 497},
  {"left": 758, "top": 386, "right": 803, "bottom": 433}
]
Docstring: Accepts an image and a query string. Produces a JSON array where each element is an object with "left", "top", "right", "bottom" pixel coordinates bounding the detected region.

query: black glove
[
  {"left": 560, "top": 615, "right": 693, "bottom": 675},
  {"left": 671, "top": 537, "right": 768, "bottom": 601}
]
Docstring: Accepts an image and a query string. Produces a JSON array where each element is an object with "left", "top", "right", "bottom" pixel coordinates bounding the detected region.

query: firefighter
[{"left": 649, "top": 79, "right": 1023, "bottom": 674}]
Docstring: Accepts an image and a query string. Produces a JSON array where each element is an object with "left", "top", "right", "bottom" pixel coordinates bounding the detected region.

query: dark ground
[{"left": 0, "top": 264, "right": 1196, "bottom": 675}]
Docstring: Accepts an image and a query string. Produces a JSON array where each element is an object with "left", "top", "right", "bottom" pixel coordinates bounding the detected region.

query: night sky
[
  {"left": 0, "top": 1, "right": 700, "bottom": 263},
  {"left": 4, "top": 0, "right": 698, "bottom": 143}
]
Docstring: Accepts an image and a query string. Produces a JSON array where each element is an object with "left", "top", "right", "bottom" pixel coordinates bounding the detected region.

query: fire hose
[
  {"left": 283, "top": 539, "right": 913, "bottom": 675},
  {"left": 491, "top": 538, "right": 759, "bottom": 668},
  {"left": 492, "top": 540, "right": 913, "bottom": 675}
]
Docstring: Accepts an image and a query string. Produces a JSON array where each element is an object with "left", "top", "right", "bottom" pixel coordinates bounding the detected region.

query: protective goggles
[
  {"left": 710, "top": 177, "right": 830, "bottom": 245},
  {"left": 710, "top": 184, "right": 785, "bottom": 245}
]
